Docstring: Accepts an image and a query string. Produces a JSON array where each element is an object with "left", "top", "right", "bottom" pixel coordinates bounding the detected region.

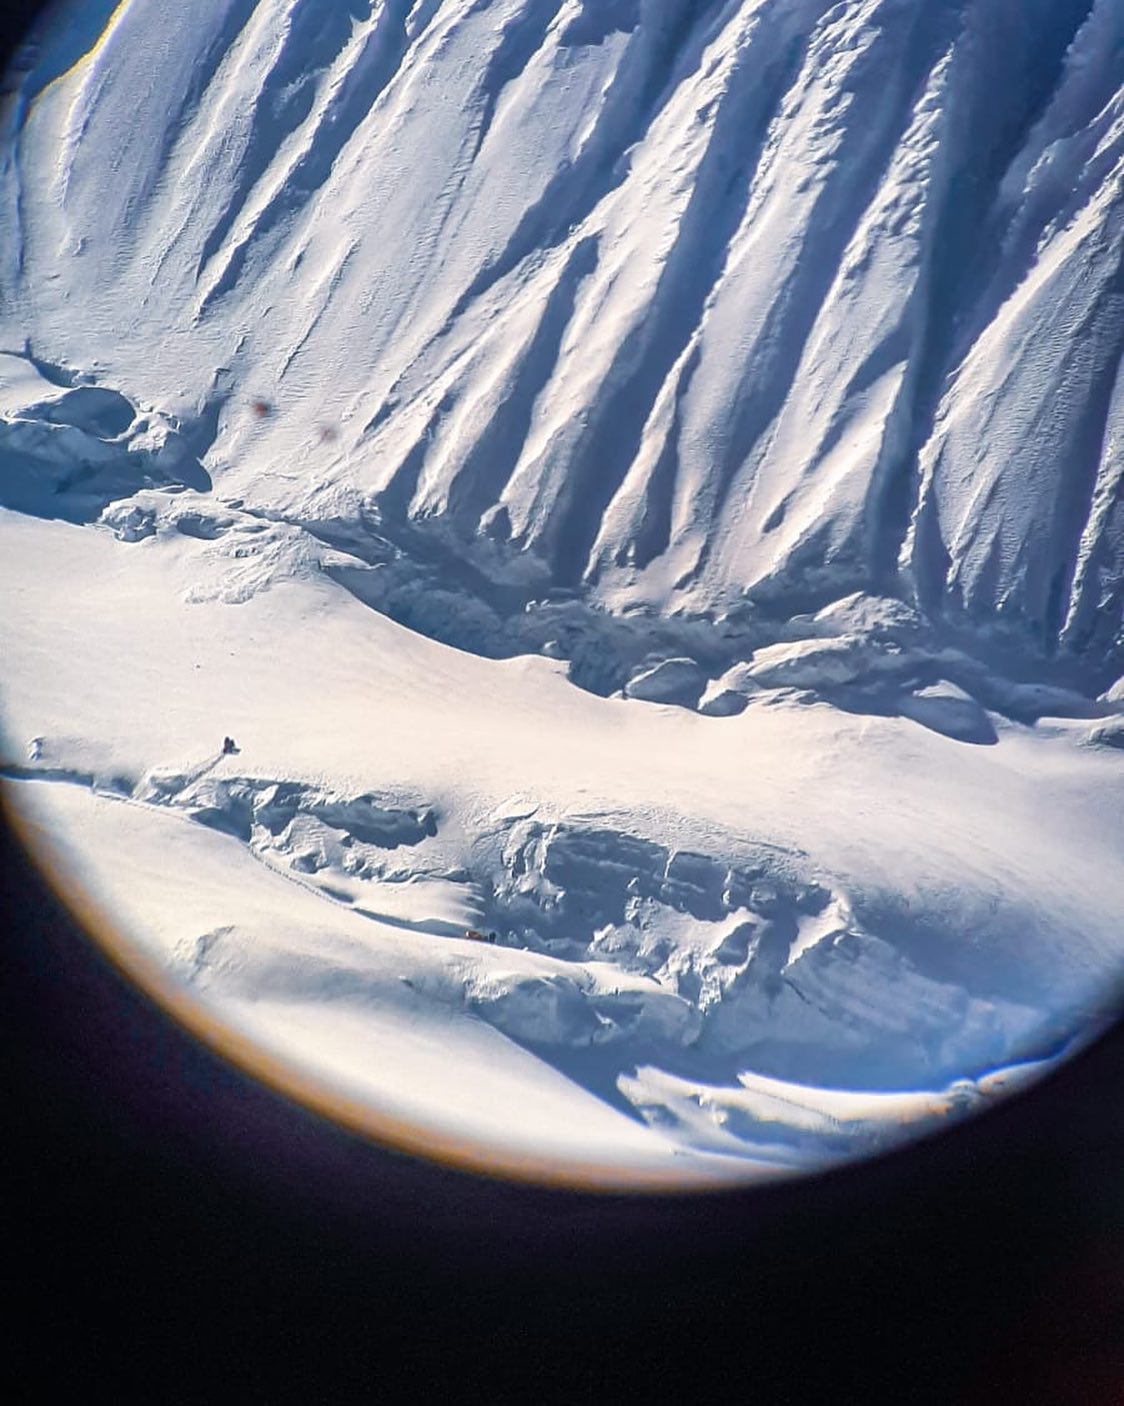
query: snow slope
[
  {"left": 3, "top": 506, "right": 1120, "bottom": 1181},
  {"left": 3, "top": 0, "right": 1123, "bottom": 679},
  {"left": 1, "top": 0, "right": 1123, "bottom": 1184}
]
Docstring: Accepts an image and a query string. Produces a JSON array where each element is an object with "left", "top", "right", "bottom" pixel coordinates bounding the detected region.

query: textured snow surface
[
  {"left": 2, "top": 0, "right": 1123, "bottom": 1184},
  {"left": 3, "top": 0, "right": 1123, "bottom": 675}
]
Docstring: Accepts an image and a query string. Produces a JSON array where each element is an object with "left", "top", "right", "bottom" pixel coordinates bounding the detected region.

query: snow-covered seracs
[{"left": 1, "top": 0, "right": 1123, "bottom": 1184}]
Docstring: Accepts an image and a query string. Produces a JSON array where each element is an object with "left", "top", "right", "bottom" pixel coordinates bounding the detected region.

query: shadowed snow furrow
[
  {"left": 697, "top": 0, "right": 956, "bottom": 544},
  {"left": 447, "top": 0, "right": 733, "bottom": 322},
  {"left": 197, "top": 0, "right": 416, "bottom": 311},
  {"left": 905, "top": 181, "right": 1124, "bottom": 662},
  {"left": 535, "top": 6, "right": 810, "bottom": 584},
  {"left": 469, "top": 0, "right": 564, "bottom": 158},
  {"left": 440, "top": 235, "right": 602, "bottom": 529},
  {"left": 191, "top": 0, "right": 370, "bottom": 285},
  {"left": 1063, "top": 354, "right": 1124, "bottom": 661},
  {"left": 857, "top": 0, "right": 1098, "bottom": 583}
]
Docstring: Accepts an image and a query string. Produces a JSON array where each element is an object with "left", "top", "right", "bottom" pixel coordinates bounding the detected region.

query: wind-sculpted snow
[
  {"left": 2, "top": 0, "right": 1122, "bottom": 688},
  {"left": 3, "top": 1, "right": 1124, "bottom": 1183}
]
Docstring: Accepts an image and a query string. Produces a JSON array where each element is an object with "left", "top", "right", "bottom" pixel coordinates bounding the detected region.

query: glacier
[{"left": 1, "top": 0, "right": 1122, "bottom": 1185}]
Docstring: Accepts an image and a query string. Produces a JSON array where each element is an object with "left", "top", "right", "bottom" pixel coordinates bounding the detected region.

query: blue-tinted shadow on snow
[
  {"left": 480, "top": 958, "right": 1123, "bottom": 1170},
  {"left": 813, "top": 682, "right": 999, "bottom": 747},
  {"left": 0, "top": 439, "right": 212, "bottom": 525},
  {"left": 0, "top": 381, "right": 212, "bottom": 526}
]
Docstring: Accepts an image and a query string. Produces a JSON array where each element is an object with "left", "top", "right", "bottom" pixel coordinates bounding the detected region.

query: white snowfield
[{"left": 1, "top": 0, "right": 1123, "bottom": 1184}]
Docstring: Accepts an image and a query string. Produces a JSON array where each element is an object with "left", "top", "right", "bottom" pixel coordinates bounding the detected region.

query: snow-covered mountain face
[
  {"left": 3, "top": 0, "right": 1123, "bottom": 686},
  {"left": 1, "top": 0, "right": 1123, "bottom": 1186}
]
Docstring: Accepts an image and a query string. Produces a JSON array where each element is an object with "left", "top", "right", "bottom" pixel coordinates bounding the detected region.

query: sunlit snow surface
[{"left": 1, "top": 0, "right": 1123, "bottom": 1186}]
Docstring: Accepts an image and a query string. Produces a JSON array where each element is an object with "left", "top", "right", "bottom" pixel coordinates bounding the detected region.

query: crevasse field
[{"left": 1, "top": 0, "right": 1122, "bottom": 1187}]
